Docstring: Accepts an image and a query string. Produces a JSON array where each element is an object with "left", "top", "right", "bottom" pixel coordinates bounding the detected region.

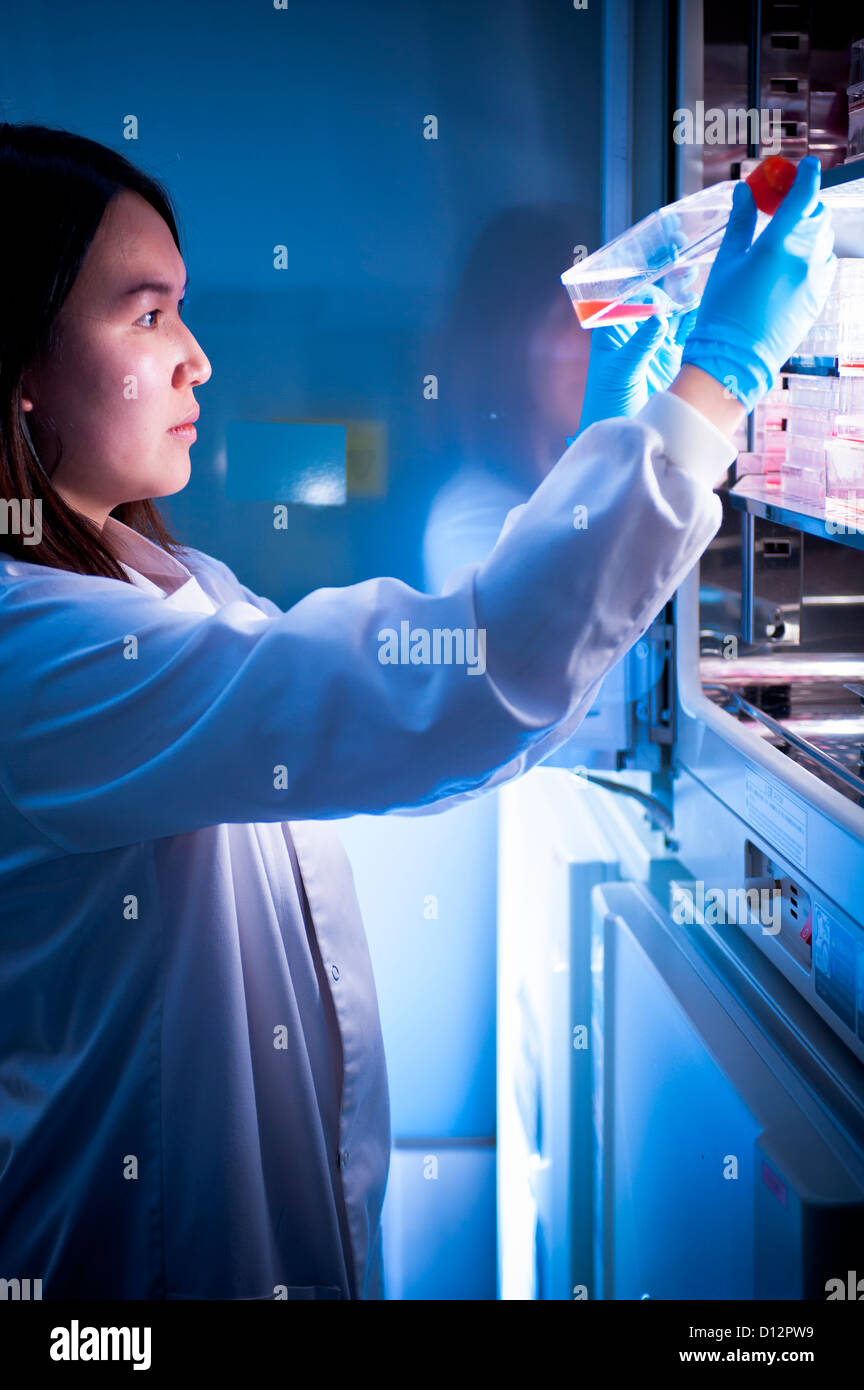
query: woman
[{"left": 0, "top": 125, "right": 834, "bottom": 1299}]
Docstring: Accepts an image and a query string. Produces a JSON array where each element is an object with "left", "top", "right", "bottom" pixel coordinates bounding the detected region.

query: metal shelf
[{"left": 723, "top": 476, "right": 864, "bottom": 551}]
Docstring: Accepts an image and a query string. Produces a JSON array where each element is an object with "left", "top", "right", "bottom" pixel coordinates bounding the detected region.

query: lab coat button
[
  {"left": 340, "top": 1148, "right": 349, "bottom": 1167},
  {"left": 330, "top": 964, "right": 340, "bottom": 981}
]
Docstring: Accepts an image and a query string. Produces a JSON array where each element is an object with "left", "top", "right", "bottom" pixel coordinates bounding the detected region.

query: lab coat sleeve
[
  {"left": 421, "top": 468, "right": 528, "bottom": 596},
  {"left": 392, "top": 388, "right": 734, "bottom": 815},
  {"left": 0, "top": 390, "right": 733, "bottom": 854}
]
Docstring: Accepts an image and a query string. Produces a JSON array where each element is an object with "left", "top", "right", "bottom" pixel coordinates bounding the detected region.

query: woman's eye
[{"left": 136, "top": 301, "right": 185, "bottom": 329}]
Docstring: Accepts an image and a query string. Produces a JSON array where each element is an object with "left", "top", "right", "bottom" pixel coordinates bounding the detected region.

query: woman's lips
[{"left": 168, "top": 405, "right": 199, "bottom": 438}]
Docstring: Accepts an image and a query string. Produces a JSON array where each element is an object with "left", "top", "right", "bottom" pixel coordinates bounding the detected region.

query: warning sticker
[{"left": 744, "top": 770, "right": 808, "bottom": 873}]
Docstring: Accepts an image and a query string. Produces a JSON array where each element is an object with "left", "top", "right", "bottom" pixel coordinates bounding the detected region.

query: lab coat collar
[{"left": 102, "top": 515, "right": 195, "bottom": 596}]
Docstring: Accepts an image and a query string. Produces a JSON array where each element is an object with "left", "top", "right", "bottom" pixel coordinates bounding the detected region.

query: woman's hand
[
  {"left": 680, "top": 156, "right": 836, "bottom": 411},
  {"left": 576, "top": 304, "right": 697, "bottom": 434}
]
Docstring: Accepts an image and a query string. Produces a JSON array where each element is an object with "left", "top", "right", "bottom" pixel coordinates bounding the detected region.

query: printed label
[{"left": 744, "top": 770, "right": 808, "bottom": 873}]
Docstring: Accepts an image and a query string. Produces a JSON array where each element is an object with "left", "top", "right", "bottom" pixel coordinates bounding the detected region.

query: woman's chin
[{"left": 148, "top": 457, "right": 192, "bottom": 498}]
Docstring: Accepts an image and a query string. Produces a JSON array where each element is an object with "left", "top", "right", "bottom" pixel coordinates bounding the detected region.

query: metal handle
[
  {"left": 740, "top": 511, "right": 755, "bottom": 645},
  {"left": 703, "top": 684, "right": 864, "bottom": 798}
]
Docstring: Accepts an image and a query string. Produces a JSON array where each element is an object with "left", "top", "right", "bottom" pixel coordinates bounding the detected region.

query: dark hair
[{"left": 0, "top": 122, "right": 187, "bottom": 581}]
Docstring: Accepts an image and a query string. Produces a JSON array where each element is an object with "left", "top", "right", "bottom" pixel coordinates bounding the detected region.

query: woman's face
[{"left": 22, "top": 188, "right": 211, "bottom": 527}]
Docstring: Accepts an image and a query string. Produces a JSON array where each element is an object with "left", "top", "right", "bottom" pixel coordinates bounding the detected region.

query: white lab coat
[{"left": 0, "top": 391, "right": 734, "bottom": 1299}]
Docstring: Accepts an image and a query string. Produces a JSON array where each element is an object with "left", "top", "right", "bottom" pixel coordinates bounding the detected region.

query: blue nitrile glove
[
  {"left": 646, "top": 306, "right": 698, "bottom": 394},
  {"left": 577, "top": 304, "right": 698, "bottom": 434},
  {"left": 680, "top": 156, "right": 837, "bottom": 412}
]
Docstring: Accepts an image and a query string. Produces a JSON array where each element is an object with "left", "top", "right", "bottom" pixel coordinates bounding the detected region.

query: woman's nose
[{"left": 181, "top": 329, "right": 212, "bottom": 387}]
